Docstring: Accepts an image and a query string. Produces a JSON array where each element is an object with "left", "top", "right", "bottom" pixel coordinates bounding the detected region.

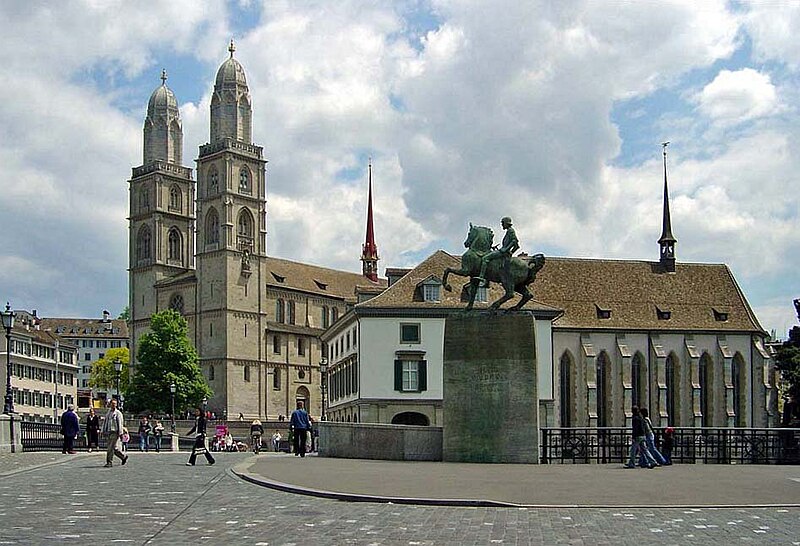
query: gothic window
[
  {"left": 275, "top": 299, "right": 285, "bottom": 323},
  {"left": 631, "top": 352, "right": 645, "bottom": 408},
  {"left": 237, "top": 208, "right": 254, "bottom": 251},
  {"left": 322, "top": 306, "right": 329, "bottom": 328},
  {"left": 169, "top": 293, "right": 184, "bottom": 314},
  {"left": 287, "top": 301, "right": 296, "bottom": 325},
  {"left": 700, "top": 353, "right": 713, "bottom": 427},
  {"left": 205, "top": 208, "right": 219, "bottom": 246},
  {"left": 244, "top": 365, "right": 250, "bottom": 382},
  {"left": 239, "top": 167, "right": 252, "bottom": 194},
  {"left": 139, "top": 188, "right": 150, "bottom": 211},
  {"left": 168, "top": 228, "right": 182, "bottom": 263},
  {"left": 208, "top": 166, "right": 219, "bottom": 195},
  {"left": 136, "top": 225, "right": 152, "bottom": 263},
  {"left": 559, "top": 351, "right": 573, "bottom": 427},
  {"left": 596, "top": 352, "right": 610, "bottom": 427},
  {"left": 665, "top": 354, "right": 678, "bottom": 426},
  {"left": 169, "top": 185, "right": 182, "bottom": 212},
  {"left": 331, "top": 307, "right": 338, "bottom": 324},
  {"left": 273, "top": 368, "right": 281, "bottom": 390}
]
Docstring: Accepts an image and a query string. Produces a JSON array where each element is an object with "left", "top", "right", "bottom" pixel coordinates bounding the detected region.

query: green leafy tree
[
  {"left": 118, "top": 306, "right": 130, "bottom": 322},
  {"left": 775, "top": 326, "right": 800, "bottom": 401},
  {"left": 125, "top": 309, "right": 212, "bottom": 414},
  {"left": 88, "top": 347, "right": 130, "bottom": 394}
]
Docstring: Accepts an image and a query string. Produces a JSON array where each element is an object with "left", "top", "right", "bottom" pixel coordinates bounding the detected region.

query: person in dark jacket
[
  {"left": 624, "top": 406, "right": 657, "bottom": 469},
  {"left": 60, "top": 404, "right": 80, "bottom": 454},
  {"left": 186, "top": 408, "right": 215, "bottom": 466},
  {"left": 289, "top": 401, "right": 311, "bottom": 457},
  {"left": 85, "top": 407, "right": 100, "bottom": 453}
]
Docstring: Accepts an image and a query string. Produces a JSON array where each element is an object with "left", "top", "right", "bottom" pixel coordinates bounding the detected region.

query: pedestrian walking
[
  {"left": 289, "top": 400, "right": 311, "bottom": 458},
  {"left": 250, "top": 419, "right": 264, "bottom": 453},
  {"left": 101, "top": 399, "right": 128, "bottom": 467},
  {"left": 624, "top": 405, "right": 657, "bottom": 469},
  {"left": 85, "top": 407, "right": 100, "bottom": 453},
  {"left": 60, "top": 404, "right": 80, "bottom": 454},
  {"left": 271, "top": 430, "right": 282, "bottom": 452},
  {"left": 153, "top": 420, "right": 165, "bottom": 452},
  {"left": 120, "top": 427, "right": 130, "bottom": 451},
  {"left": 186, "top": 408, "right": 215, "bottom": 466},
  {"left": 639, "top": 408, "right": 668, "bottom": 466},
  {"left": 661, "top": 426, "right": 675, "bottom": 465}
]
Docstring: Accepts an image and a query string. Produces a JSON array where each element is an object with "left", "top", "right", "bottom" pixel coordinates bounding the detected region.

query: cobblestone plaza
[{"left": 0, "top": 452, "right": 798, "bottom": 545}]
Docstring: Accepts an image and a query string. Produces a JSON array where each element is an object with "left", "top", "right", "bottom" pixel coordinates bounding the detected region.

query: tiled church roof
[
  {"left": 264, "top": 256, "right": 386, "bottom": 303},
  {"left": 39, "top": 318, "right": 129, "bottom": 337},
  {"left": 359, "top": 250, "right": 765, "bottom": 333}
]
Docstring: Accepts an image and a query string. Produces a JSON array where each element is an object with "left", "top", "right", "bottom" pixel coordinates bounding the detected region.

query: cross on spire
[
  {"left": 160, "top": 68, "right": 168, "bottom": 85},
  {"left": 229, "top": 39, "right": 236, "bottom": 58}
]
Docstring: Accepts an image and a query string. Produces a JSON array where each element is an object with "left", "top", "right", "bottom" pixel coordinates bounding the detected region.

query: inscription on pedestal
[{"left": 443, "top": 313, "right": 539, "bottom": 464}]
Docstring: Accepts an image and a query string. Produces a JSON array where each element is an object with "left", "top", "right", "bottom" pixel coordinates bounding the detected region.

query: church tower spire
[
  {"left": 210, "top": 39, "right": 252, "bottom": 144},
  {"left": 361, "top": 159, "right": 379, "bottom": 282},
  {"left": 143, "top": 68, "right": 183, "bottom": 165},
  {"left": 658, "top": 142, "right": 677, "bottom": 272}
]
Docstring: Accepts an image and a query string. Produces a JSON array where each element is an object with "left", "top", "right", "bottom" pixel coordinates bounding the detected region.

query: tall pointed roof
[
  {"left": 659, "top": 142, "right": 676, "bottom": 244},
  {"left": 361, "top": 159, "right": 379, "bottom": 282}
]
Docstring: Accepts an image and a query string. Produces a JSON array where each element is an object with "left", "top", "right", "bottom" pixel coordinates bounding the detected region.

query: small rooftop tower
[
  {"left": 658, "top": 142, "right": 677, "bottom": 272},
  {"left": 361, "top": 159, "right": 379, "bottom": 282}
]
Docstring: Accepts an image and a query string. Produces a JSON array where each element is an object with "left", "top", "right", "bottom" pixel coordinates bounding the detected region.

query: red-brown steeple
[{"left": 361, "top": 159, "right": 379, "bottom": 282}]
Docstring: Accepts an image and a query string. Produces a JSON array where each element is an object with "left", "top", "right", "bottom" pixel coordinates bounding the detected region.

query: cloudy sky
[{"left": 0, "top": 1, "right": 798, "bottom": 337}]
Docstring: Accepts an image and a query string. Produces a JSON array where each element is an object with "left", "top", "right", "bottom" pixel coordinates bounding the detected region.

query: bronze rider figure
[{"left": 478, "top": 216, "right": 519, "bottom": 288}]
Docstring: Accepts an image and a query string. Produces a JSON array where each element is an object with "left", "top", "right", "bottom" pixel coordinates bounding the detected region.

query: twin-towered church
[{"left": 129, "top": 43, "right": 778, "bottom": 428}]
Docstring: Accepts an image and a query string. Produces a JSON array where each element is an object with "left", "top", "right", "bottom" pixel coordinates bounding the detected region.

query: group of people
[
  {"left": 136, "top": 416, "right": 166, "bottom": 452},
  {"left": 625, "top": 406, "right": 674, "bottom": 469}
]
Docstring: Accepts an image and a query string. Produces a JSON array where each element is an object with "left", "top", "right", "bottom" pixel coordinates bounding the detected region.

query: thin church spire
[
  {"left": 361, "top": 158, "right": 379, "bottom": 282},
  {"left": 658, "top": 142, "right": 677, "bottom": 272}
]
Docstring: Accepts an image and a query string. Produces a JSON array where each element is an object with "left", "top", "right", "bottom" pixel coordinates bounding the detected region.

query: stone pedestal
[
  {"left": 170, "top": 432, "right": 179, "bottom": 452},
  {"left": 0, "top": 414, "right": 22, "bottom": 453},
  {"left": 443, "top": 313, "right": 539, "bottom": 463}
]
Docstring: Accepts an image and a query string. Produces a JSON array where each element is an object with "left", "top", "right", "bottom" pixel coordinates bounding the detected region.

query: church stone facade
[{"left": 129, "top": 44, "right": 383, "bottom": 419}]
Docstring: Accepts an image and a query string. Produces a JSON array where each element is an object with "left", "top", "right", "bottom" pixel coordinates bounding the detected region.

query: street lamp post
[
  {"left": 113, "top": 357, "right": 122, "bottom": 411},
  {"left": 170, "top": 382, "right": 176, "bottom": 433},
  {"left": 319, "top": 358, "right": 328, "bottom": 421},
  {"left": 2, "top": 303, "right": 16, "bottom": 415}
]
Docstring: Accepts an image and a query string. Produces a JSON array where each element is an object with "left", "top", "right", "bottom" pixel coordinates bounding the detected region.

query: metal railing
[
  {"left": 19, "top": 421, "right": 196, "bottom": 452},
  {"left": 541, "top": 427, "right": 800, "bottom": 464}
]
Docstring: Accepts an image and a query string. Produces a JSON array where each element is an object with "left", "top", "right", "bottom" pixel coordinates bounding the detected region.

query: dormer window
[
  {"left": 595, "top": 304, "right": 611, "bottom": 320},
  {"left": 271, "top": 272, "right": 285, "bottom": 283},
  {"left": 416, "top": 276, "right": 442, "bottom": 302},
  {"left": 314, "top": 280, "right": 328, "bottom": 290},
  {"left": 713, "top": 308, "right": 728, "bottom": 322},
  {"left": 656, "top": 306, "right": 671, "bottom": 320}
]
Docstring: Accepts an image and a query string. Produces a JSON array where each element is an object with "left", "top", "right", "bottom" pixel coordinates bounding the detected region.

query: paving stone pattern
[{"left": 0, "top": 452, "right": 798, "bottom": 545}]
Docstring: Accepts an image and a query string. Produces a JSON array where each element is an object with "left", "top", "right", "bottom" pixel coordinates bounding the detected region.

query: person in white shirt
[{"left": 101, "top": 399, "right": 128, "bottom": 467}]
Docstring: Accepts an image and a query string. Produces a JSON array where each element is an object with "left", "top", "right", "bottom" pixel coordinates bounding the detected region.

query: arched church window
[
  {"left": 136, "top": 225, "right": 152, "bottom": 263},
  {"left": 169, "top": 185, "right": 182, "bottom": 212},
  {"left": 665, "top": 354, "right": 678, "bottom": 426},
  {"left": 596, "top": 352, "right": 610, "bottom": 427},
  {"left": 168, "top": 228, "right": 182, "bottom": 262},
  {"left": 237, "top": 209, "right": 253, "bottom": 237},
  {"left": 631, "top": 352, "right": 645, "bottom": 407},
  {"left": 205, "top": 208, "right": 219, "bottom": 246},
  {"left": 559, "top": 352, "right": 573, "bottom": 427},
  {"left": 700, "top": 353, "right": 713, "bottom": 427},
  {"left": 169, "top": 293, "right": 184, "bottom": 314},
  {"left": 276, "top": 299, "right": 285, "bottom": 323},
  {"left": 208, "top": 166, "right": 219, "bottom": 195},
  {"left": 239, "top": 167, "right": 251, "bottom": 194},
  {"left": 732, "top": 353, "right": 746, "bottom": 427}
]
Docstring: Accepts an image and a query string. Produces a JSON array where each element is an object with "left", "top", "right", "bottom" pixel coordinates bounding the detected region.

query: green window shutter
[
  {"left": 418, "top": 360, "right": 427, "bottom": 392},
  {"left": 394, "top": 360, "right": 403, "bottom": 391}
]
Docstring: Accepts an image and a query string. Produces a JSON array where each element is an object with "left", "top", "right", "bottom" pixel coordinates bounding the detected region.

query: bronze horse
[{"left": 443, "top": 223, "right": 545, "bottom": 311}]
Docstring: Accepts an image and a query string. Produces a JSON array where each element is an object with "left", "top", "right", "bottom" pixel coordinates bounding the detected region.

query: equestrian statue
[{"left": 442, "top": 217, "right": 545, "bottom": 312}]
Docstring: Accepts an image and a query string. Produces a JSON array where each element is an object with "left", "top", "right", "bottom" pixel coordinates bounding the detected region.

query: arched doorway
[
  {"left": 391, "top": 412, "right": 430, "bottom": 426},
  {"left": 295, "top": 386, "right": 310, "bottom": 412}
]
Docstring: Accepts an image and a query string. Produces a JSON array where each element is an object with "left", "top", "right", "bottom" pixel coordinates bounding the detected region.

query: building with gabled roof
[{"left": 321, "top": 145, "right": 777, "bottom": 429}]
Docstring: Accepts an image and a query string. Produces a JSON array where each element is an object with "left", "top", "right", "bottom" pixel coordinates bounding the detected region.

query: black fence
[{"left": 541, "top": 427, "right": 800, "bottom": 465}]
